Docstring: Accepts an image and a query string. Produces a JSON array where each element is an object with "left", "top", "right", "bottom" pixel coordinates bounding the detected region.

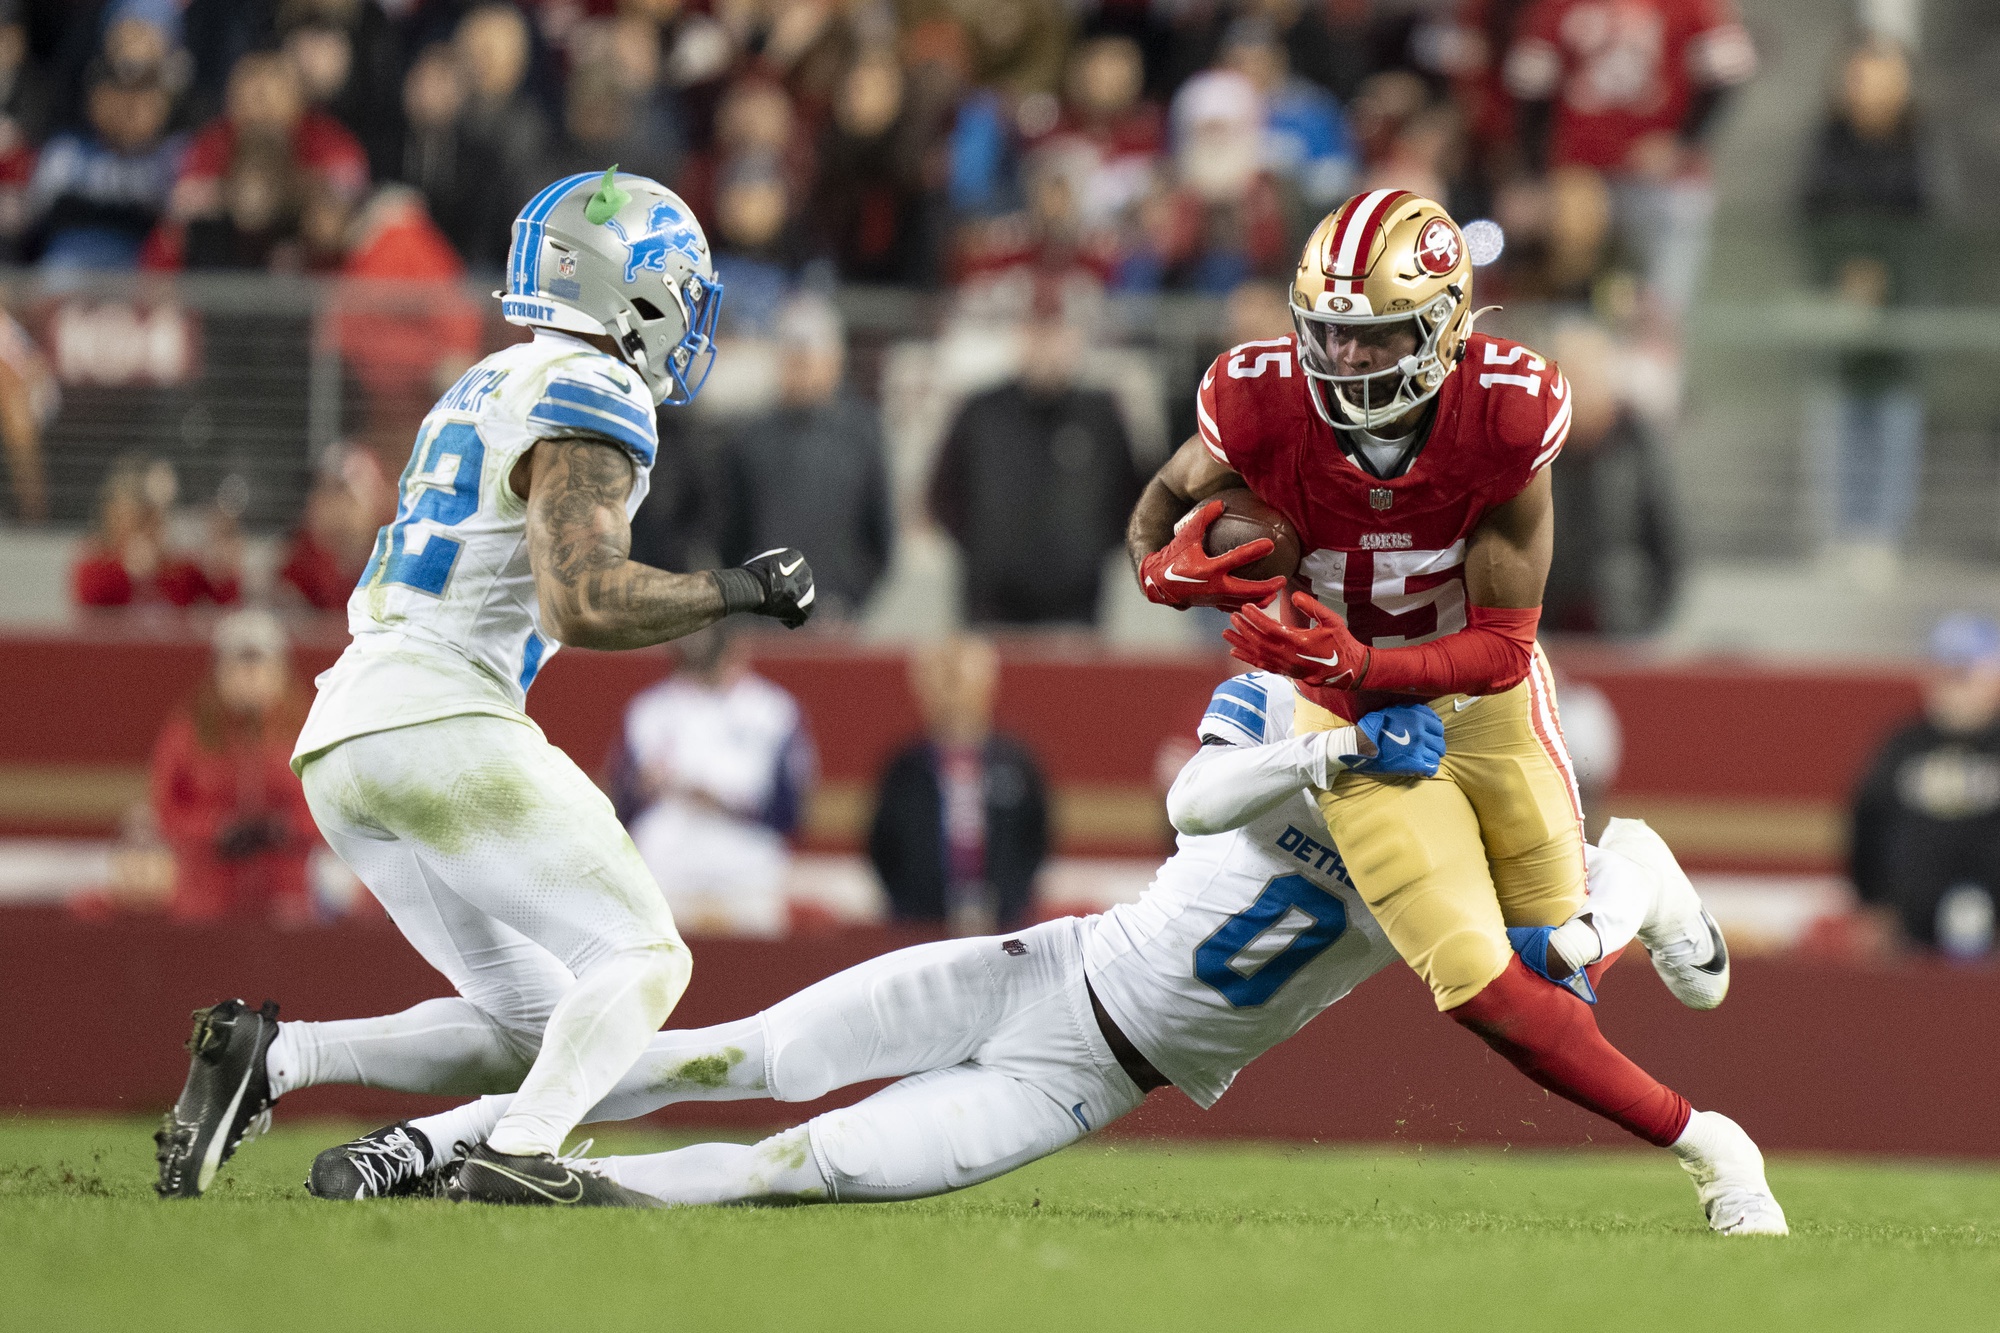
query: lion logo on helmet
[
  {"left": 1416, "top": 218, "right": 1461, "bottom": 276},
  {"left": 606, "top": 199, "right": 704, "bottom": 285}
]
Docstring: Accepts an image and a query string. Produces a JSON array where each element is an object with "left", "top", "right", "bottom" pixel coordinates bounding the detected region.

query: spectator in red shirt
[
  {"left": 279, "top": 444, "right": 391, "bottom": 613},
  {"left": 1032, "top": 35, "right": 1164, "bottom": 222},
  {"left": 146, "top": 49, "right": 369, "bottom": 269},
  {"left": 1122, "top": 69, "right": 1304, "bottom": 294},
  {"left": 1504, "top": 0, "right": 1755, "bottom": 317},
  {"left": 71, "top": 456, "right": 241, "bottom": 609},
  {"left": 150, "top": 610, "right": 316, "bottom": 923}
]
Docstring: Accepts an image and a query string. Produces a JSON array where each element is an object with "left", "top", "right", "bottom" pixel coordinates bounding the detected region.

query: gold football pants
[{"left": 1295, "top": 648, "right": 1586, "bottom": 1011}]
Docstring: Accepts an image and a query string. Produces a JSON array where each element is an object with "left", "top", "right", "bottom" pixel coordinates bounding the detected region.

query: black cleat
[
  {"left": 154, "top": 998, "right": 281, "bottom": 1199},
  {"left": 307, "top": 1122, "right": 443, "bottom": 1200},
  {"left": 447, "top": 1143, "right": 661, "bottom": 1209}
]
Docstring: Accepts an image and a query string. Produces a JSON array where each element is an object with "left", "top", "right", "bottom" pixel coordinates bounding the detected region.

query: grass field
[{"left": 3, "top": 1117, "right": 1998, "bottom": 1332}]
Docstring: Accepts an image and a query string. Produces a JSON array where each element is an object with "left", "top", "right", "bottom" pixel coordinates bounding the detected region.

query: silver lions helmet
[{"left": 499, "top": 167, "right": 724, "bottom": 406}]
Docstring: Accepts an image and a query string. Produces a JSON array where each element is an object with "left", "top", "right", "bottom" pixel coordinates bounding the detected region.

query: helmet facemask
[
  {"left": 1290, "top": 289, "right": 1458, "bottom": 432},
  {"left": 617, "top": 269, "right": 724, "bottom": 406}
]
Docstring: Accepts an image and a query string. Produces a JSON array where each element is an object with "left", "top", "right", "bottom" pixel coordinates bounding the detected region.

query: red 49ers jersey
[
  {"left": 1196, "top": 332, "right": 1571, "bottom": 720},
  {"left": 1503, "top": 0, "right": 1756, "bottom": 173}
]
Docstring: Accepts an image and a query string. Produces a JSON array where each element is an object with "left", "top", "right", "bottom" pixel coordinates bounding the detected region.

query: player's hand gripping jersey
[
  {"left": 1084, "top": 671, "right": 1400, "bottom": 1106},
  {"left": 293, "top": 332, "right": 659, "bottom": 765},
  {"left": 1195, "top": 328, "right": 1569, "bottom": 724}
]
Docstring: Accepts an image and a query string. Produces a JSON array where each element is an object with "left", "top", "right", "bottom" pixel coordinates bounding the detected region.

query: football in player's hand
[{"left": 1204, "top": 489, "right": 1301, "bottom": 583}]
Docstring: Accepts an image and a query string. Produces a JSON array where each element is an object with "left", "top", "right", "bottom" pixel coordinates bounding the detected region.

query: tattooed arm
[{"left": 519, "top": 436, "right": 729, "bottom": 650}]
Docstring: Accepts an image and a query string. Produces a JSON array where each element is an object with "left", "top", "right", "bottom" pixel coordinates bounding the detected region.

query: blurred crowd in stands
[
  {"left": 3, "top": 0, "right": 1760, "bottom": 313},
  {"left": 26, "top": 0, "right": 1833, "bottom": 639}
]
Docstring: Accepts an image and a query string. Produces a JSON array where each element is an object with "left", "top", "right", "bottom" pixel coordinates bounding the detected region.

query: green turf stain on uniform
[
  {"left": 351, "top": 760, "right": 543, "bottom": 854},
  {"left": 672, "top": 1047, "right": 746, "bottom": 1091},
  {"left": 755, "top": 1127, "right": 813, "bottom": 1174}
]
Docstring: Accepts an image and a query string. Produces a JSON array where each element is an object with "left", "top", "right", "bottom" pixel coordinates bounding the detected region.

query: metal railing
[{"left": 8, "top": 271, "right": 2000, "bottom": 568}]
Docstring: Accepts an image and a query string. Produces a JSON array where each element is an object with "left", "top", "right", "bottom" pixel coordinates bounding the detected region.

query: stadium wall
[
  {"left": 2, "top": 907, "right": 1990, "bottom": 1159},
  {"left": 0, "top": 632, "right": 1925, "bottom": 871}
]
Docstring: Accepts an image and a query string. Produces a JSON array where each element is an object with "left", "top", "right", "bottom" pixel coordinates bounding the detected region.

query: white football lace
[
  {"left": 346, "top": 1130, "right": 426, "bottom": 1196},
  {"left": 556, "top": 1139, "right": 605, "bottom": 1171}
]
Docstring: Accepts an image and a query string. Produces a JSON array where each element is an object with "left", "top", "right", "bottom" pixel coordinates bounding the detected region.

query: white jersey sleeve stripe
[
  {"left": 1198, "top": 674, "right": 1275, "bottom": 746},
  {"left": 527, "top": 397, "right": 657, "bottom": 465}
]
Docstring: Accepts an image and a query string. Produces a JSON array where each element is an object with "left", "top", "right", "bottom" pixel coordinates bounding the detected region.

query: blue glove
[{"left": 1347, "top": 704, "right": 1446, "bottom": 776}]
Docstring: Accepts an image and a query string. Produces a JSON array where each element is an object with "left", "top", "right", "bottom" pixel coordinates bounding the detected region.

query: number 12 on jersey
[
  {"left": 1194, "top": 874, "right": 1349, "bottom": 1007},
  {"left": 360, "top": 420, "right": 488, "bottom": 598}
]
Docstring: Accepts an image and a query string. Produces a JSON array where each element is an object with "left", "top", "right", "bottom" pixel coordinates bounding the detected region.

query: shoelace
[
  {"left": 345, "top": 1130, "right": 426, "bottom": 1196},
  {"left": 555, "top": 1139, "right": 606, "bottom": 1173}
]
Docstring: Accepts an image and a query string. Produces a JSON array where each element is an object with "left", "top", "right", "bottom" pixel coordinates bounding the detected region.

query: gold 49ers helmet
[{"left": 1290, "top": 190, "right": 1475, "bottom": 432}]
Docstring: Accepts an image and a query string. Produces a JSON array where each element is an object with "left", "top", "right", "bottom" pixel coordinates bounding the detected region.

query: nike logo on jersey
[
  {"left": 1383, "top": 728, "right": 1410, "bottom": 746},
  {"left": 778, "top": 557, "right": 804, "bottom": 577}
]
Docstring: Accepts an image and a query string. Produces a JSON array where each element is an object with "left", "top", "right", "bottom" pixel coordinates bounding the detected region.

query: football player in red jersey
[{"left": 1127, "top": 189, "right": 1785, "bottom": 1235}]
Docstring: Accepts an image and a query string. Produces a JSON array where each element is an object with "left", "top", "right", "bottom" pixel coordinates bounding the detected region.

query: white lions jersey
[
  {"left": 294, "top": 330, "right": 658, "bottom": 767},
  {"left": 1083, "top": 672, "right": 1399, "bottom": 1107}
]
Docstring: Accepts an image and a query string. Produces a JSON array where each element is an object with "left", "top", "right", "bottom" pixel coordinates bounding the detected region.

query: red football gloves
[
  {"left": 1225, "top": 591, "right": 1371, "bottom": 686},
  {"left": 1227, "top": 592, "right": 1544, "bottom": 696},
  {"left": 1138, "top": 499, "right": 1288, "bottom": 611}
]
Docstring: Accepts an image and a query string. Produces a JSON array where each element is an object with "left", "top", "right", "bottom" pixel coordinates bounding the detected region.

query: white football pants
[
  {"left": 415, "top": 916, "right": 1148, "bottom": 1202},
  {"left": 285, "top": 714, "right": 690, "bottom": 1158}
]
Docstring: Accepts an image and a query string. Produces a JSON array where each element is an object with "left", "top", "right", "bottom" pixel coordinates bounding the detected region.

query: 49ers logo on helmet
[{"left": 1416, "top": 218, "right": 1461, "bottom": 276}]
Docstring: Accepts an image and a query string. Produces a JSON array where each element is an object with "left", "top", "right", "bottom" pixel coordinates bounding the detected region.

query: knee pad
[
  {"left": 766, "top": 1017, "right": 843, "bottom": 1104},
  {"left": 618, "top": 939, "right": 693, "bottom": 1023},
  {"left": 1424, "top": 926, "right": 1512, "bottom": 1011}
]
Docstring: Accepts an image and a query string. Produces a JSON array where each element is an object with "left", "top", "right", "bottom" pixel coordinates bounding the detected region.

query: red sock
[
  {"left": 1584, "top": 944, "right": 1626, "bottom": 995},
  {"left": 1450, "top": 955, "right": 1691, "bottom": 1146}
]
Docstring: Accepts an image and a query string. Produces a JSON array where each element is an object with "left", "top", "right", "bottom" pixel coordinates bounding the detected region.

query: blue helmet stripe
[{"left": 509, "top": 172, "right": 601, "bottom": 296}]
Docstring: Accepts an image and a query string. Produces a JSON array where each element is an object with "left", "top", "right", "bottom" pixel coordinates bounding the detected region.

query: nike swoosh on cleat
[
  {"left": 1695, "top": 914, "right": 1730, "bottom": 975},
  {"left": 197, "top": 1011, "right": 265, "bottom": 1193},
  {"left": 1383, "top": 728, "right": 1410, "bottom": 745},
  {"left": 475, "top": 1161, "right": 586, "bottom": 1204},
  {"left": 778, "top": 557, "right": 804, "bottom": 576}
]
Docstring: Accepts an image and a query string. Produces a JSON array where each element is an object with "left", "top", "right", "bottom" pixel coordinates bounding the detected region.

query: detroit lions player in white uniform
[
  {"left": 155, "top": 169, "right": 817, "bottom": 1207},
  {"left": 311, "top": 674, "right": 1781, "bottom": 1232}
]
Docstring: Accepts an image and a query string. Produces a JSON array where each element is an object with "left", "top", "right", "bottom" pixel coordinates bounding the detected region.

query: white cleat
[
  {"left": 1671, "top": 1110, "right": 1789, "bottom": 1236},
  {"left": 1600, "top": 817, "right": 1730, "bottom": 1010}
]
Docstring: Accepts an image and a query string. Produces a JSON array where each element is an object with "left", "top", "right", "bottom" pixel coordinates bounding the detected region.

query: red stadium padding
[
  {"left": 5, "top": 907, "right": 1995, "bottom": 1159},
  {"left": 0, "top": 631, "right": 1927, "bottom": 868}
]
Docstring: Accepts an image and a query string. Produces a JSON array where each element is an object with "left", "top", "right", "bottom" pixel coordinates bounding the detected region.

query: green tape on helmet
[{"left": 583, "top": 166, "right": 630, "bottom": 226}]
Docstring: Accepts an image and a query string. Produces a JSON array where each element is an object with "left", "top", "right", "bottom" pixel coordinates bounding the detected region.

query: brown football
[{"left": 1203, "top": 488, "right": 1302, "bottom": 583}]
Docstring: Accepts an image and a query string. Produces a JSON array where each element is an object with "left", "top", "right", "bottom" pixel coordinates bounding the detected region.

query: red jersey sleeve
[
  {"left": 1195, "top": 338, "right": 1302, "bottom": 472},
  {"left": 1464, "top": 334, "right": 1571, "bottom": 505}
]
